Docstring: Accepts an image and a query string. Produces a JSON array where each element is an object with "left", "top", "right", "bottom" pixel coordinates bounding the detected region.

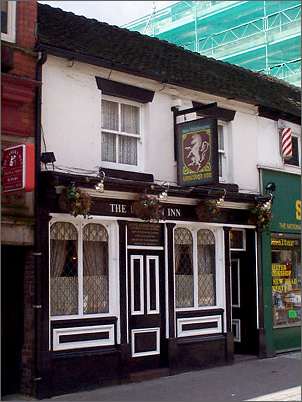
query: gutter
[{"left": 33, "top": 49, "right": 47, "bottom": 397}]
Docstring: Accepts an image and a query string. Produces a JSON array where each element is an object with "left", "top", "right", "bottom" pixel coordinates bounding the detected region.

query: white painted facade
[{"left": 41, "top": 55, "right": 301, "bottom": 194}]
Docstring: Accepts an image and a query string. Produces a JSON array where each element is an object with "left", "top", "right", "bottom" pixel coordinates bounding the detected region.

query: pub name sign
[{"left": 177, "top": 118, "right": 219, "bottom": 186}]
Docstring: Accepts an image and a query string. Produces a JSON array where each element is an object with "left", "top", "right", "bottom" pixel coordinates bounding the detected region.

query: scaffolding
[{"left": 125, "top": 1, "right": 301, "bottom": 87}]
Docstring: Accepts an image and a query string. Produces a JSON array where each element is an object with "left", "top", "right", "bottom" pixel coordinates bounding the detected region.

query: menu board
[{"left": 127, "top": 222, "right": 163, "bottom": 246}]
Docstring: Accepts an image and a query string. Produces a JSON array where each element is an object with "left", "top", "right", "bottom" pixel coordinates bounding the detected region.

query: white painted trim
[
  {"left": 49, "top": 214, "right": 256, "bottom": 228},
  {"left": 125, "top": 226, "right": 129, "bottom": 343},
  {"left": 164, "top": 225, "right": 169, "bottom": 339},
  {"left": 81, "top": 188, "right": 253, "bottom": 210},
  {"left": 257, "top": 164, "right": 301, "bottom": 176},
  {"left": 255, "top": 231, "right": 259, "bottom": 330},
  {"left": 177, "top": 315, "right": 222, "bottom": 338},
  {"left": 131, "top": 328, "right": 160, "bottom": 357},
  {"left": 53, "top": 324, "right": 115, "bottom": 351},
  {"left": 146, "top": 256, "right": 160, "bottom": 314},
  {"left": 230, "top": 228, "right": 246, "bottom": 251},
  {"left": 231, "top": 259, "right": 240, "bottom": 308},
  {"left": 130, "top": 255, "right": 144, "bottom": 315},
  {"left": 1, "top": 1, "right": 16, "bottom": 43},
  {"left": 232, "top": 319, "right": 241, "bottom": 342},
  {"left": 127, "top": 245, "right": 164, "bottom": 250}
]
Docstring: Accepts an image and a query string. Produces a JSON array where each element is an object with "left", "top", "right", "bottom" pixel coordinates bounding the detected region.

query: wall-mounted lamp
[
  {"left": 41, "top": 152, "right": 56, "bottom": 170},
  {"left": 216, "top": 188, "right": 226, "bottom": 207},
  {"left": 159, "top": 181, "right": 170, "bottom": 201},
  {"left": 95, "top": 169, "right": 105, "bottom": 193}
]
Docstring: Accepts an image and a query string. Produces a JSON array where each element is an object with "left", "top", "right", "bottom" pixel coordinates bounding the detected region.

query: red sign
[{"left": 2, "top": 144, "right": 35, "bottom": 192}]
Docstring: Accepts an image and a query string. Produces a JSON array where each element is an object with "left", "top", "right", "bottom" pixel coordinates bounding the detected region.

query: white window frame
[
  {"left": 218, "top": 121, "right": 229, "bottom": 183},
  {"left": 1, "top": 0, "right": 16, "bottom": 43},
  {"left": 174, "top": 224, "right": 224, "bottom": 312},
  {"left": 49, "top": 217, "right": 118, "bottom": 321},
  {"left": 283, "top": 132, "right": 301, "bottom": 168},
  {"left": 100, "top": 95, "right": 144, "bottom": 172},
  {"left": 229, "top": 229, "right": 246, "bottom": 251}
]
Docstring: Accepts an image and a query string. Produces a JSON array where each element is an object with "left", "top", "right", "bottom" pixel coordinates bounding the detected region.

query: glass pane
[
  {"left": 121, "top": 104, "right": 139, "bottom": 134},
  {"left": 218, "top": 125, "right": 224, "bottom": 151},
  {"left": 101, "top": 100, "right": 118, "bottom": 131},
  {"left": 271, "top": 235, "right": 301, "bottom": 326},
  {"left": 118, "top": 135, "right": 137, "bottom": 165},
  {"left": 1, "top": 0, "right": 7, "bottom": 34},
  {"left": 218, "top": 153, "right": 223, "bottom": 177},
  {"left": 83, "top": 224, "right": 109, "bottom": 314},
  {"left": 197, "top": 230, "right": 216, "bottom": 306},
  {"left": 102, "top": 131, "right": 116, "bottom": 162},
  {"left": 230, "top": 230, "right": 245, "bottom": 250},
  {"left": 174, "top": 228, "right": 194, "bottom": 308},
  {"left": 50, "top": 222, "right": 78, "bottom": 316}
]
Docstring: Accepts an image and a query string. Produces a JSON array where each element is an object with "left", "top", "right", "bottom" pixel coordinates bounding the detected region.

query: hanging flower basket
[
  {"left": 58, "top": 183, "right": 92, "bottom": 218},
  {"left": 195, "top": 199, "right": 222, "bottom": 221},
  {"left": 249, "top": 199, "right": 272, "bottom": 231},
  {"left": 132, "top": 193, "right": 164, "bottom": 222}
]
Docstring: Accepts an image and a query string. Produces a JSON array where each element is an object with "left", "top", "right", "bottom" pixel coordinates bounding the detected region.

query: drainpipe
[{"left": 33, "top": 48, "right": 47, "bottom": 395}]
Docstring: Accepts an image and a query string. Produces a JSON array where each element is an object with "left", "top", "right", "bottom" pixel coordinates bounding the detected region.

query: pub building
[{"left": 33, "top": 4, "right": 301, "bottom": 398}]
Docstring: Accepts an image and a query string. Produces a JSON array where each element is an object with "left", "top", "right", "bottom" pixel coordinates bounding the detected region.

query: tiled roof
[{"left": 37, "top": 4, "right": 301, "bottom": 119}]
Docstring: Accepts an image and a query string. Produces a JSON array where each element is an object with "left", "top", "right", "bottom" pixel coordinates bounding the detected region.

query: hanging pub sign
[
  {"left": 2, "top": 144, "right": 35, "bottom": 192},
  {"left": 176, "top": 118, "right": 219, "bottom": 186}
]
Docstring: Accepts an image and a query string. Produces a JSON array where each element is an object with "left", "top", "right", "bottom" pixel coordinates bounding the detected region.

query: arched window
[
  {"left": 197, "top": 229, "right": 216, "bottom": 306},
  {"left": 174, "top": 228, "right": 194, "bottom": 308},
  {"left": 50, "top": 222, "right": 78, "bottom": 316},
  {"left": 83, "top": 223, "right": 109, "bottom": 314}
]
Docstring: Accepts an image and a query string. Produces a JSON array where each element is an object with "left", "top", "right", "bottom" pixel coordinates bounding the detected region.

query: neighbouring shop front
[
  {"left": 34, "top": 170, "right": 262, "bottom": 398},
  {"left": 260, "top": 169, "right": 301, "bottom": 355}
]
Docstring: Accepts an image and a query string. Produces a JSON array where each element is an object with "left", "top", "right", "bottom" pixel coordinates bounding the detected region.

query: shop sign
[
  {"left": 176, "top": 118, "right": 219, "bottom": 186},
  {"left": 2, "top": 144, "right": 35, "bottom": 193},
  {"left": 261, "top": 169, "right": 301, "bottom": 233}
]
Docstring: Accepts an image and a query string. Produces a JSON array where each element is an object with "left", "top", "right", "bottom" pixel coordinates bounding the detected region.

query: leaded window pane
[
  {"left": 83, "top": 223, "right": 109, "bottom": 314},
  {"left": 174, "top": 228, "right": 194, "bottom": 308},
  {"left": 197, "top": 229, "right": 216, "bottom": 306},
  {"left": 50, "top": 222, "right": 78, "bottom": 316}
]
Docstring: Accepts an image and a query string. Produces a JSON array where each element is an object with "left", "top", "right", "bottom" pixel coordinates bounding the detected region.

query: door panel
[
  {"left": 128, "top": 250, "right": 166, "bottom": 370},
  {"left": 231, "top": 230, "right": 258, "bottom": 354}
]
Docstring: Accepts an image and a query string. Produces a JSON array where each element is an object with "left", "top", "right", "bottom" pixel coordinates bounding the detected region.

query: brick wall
[{"left": 2, "top": 0, "right": 39, "bottom": 397}]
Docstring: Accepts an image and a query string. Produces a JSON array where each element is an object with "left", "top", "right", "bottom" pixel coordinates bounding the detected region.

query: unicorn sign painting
[{"left": 177, "top": 118, "right": 219, "bottom": 186}]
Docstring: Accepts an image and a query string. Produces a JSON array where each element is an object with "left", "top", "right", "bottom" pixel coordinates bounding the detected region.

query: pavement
[{"left": 3, "top": 352, "right": 301, "bottom": 402}]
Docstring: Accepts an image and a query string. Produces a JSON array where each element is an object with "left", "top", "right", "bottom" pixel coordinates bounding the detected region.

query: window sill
[
  {"left": 50, "top": 313, "right": 113, "bottom": 320},
  {"left": 100, "top": 161, "right": 143, "bottom": 173}
]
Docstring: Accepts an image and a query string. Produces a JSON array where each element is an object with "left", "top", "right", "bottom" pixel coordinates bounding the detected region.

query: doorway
[
  {"left": 230, "top": 229, "right": 258, "bottom": 355},
  {"left": 127, "top": 250, "right": 167, "bottom": 371},
  {"left": 1, "top": 245, "right": 25, "bottom": 396}
]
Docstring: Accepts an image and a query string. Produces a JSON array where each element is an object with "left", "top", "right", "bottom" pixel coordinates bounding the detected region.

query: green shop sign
[{"left": 261, "top": 169, "right": 301, "bottom": 233}]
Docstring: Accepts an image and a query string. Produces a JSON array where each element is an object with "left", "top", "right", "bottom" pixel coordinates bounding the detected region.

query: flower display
[
  {"left": 249, "top": 198, "right": 272, "bottom": 231},
  {"left": 132, "top": 193, "right": 164, "bottom": 222},
  {"left": 58, "top": 183, "right": 92, "bottom": 218}
]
